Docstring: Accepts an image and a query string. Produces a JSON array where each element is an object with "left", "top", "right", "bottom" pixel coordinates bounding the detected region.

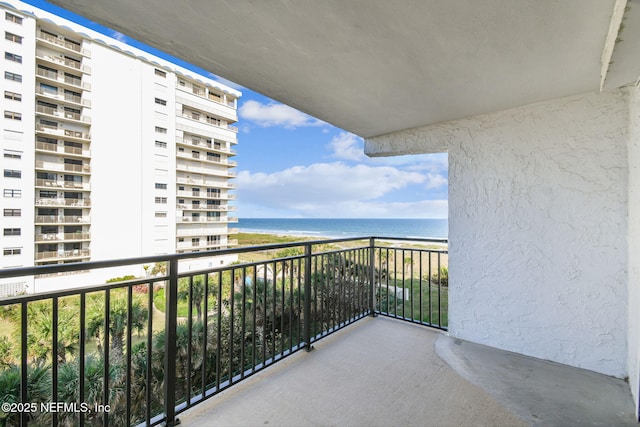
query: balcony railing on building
[
  {"left": 36, "top": 30, "right": 91, "bottom": 57},
  {"left": 35, "top": 215, "right": 90, "bottom": 224},
  {"left": 35, "top": 179, "right": 90, "bottom": 190},
  {"left": 36, "top": 125, "right": 91, "bottom": 142},
  {"left": 36, "top": 105, "right": 92, "bottom": 124},
  {"left": 36, "top": 52, "right": 92, "bottom": 74},
  {"left": 0, "top": 236, "right": 447, "bottom": 427},
  {"left": 36, "top": 87, "right": 92, "bottom": 108}
]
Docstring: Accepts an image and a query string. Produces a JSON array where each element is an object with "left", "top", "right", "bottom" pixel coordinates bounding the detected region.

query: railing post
[
  {"left": 303, "top": 243, "right": 314, "bottom": 351},
  {"left": 164, "top": 258, "right": 180, "bottom": 426},
  {"left": 369, "top": 238, "right": 377, "bottom": 317}
]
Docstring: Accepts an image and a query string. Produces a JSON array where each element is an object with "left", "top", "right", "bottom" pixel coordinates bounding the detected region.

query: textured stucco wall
[
  {"left": 628, "top": 85, "right": 640, "bottom": 416},
  {"left": 368, "top": 90, "right": 630, "bottom": 377},
  {"left": 446, "top": 90, "right": 629, "bottom": 377}
]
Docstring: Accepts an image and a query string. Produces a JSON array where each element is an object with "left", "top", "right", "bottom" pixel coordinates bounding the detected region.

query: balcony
[
  {"left": 177, "top": 203, "right": 228, "bottom": 211},
  {"left": 36, "top": 87, "right": 91, "bottom": 108},
  {"left": 36, "top": 51, "right": 91, "bottom": 74},
  {"left": 36, "top": 104, "right": 91, "bottom": 124},
  {"left": 35, "top": 179, "right": 90, "bottom": 190},
  {"left": 36, "top": 30, "right": 91, "bottom": 57},
  {"left": 35, "top": 232, "right": 90, "bottom": 242},
  {"left": 34, "top": 248, "right": 90, "bottom": 261},
  {"left": 180, "top": 111, "right": 239, "bottom": 133},
  {"left": 35, "top": 215, "right": 90, "bottom": 224},
  {"left": 36, "top": 67, "right": 92, "bottom": 91},
  {"left": 35, "top": 160, "right": 91, "bottom": 174},
  {"left": 36, "top": 125, "right": 91, "bottom": 142},
  {"left": 0, "top": 237, "right": 634, "bottom": 426},
  {"left": 176, "top": 136, "right": 237, "bottom": 156},
  {"left": 35, "top": 198, "right": 91, "bottom": 207},
  {"left": 36, "top": 141, "right": 91, "bottom": 157},
  {"left": 176, "top": 190, "right": 234, "bottom": 199}
]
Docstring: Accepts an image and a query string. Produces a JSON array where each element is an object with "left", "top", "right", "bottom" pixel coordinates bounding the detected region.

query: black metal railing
[{"left": 0, "top": 236, "right": 447, "bottom": 426}]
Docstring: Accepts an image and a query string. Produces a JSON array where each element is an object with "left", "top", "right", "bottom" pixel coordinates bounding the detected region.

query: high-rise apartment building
[{"left": 0, "top": 1, "right": 240, "bottom": 294}]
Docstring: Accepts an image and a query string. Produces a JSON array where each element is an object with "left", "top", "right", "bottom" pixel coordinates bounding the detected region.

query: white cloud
[
  {"left": 329, "top": 132, "right": 368, "bottom": 162},
  {"left": 239, "top": 100, "right": 325, "bottom": 129},
  {"left": 235, "top": 162, "right": 448, "bottom": 217},
  {"left": 425, "top": 173, "right": 448, "bottom": 190},
  {"left": 110, "top": 31, "right": 128, "bottom": 43}
]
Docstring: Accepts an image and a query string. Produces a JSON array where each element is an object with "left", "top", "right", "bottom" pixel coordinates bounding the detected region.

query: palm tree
[{"left": 86, "top": 291, "right": 148, "bottom": 359}]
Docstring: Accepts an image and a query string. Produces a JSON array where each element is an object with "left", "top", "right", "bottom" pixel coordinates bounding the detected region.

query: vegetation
[{"left": 0, "top": 236, "right": 448, "bottom": 426}]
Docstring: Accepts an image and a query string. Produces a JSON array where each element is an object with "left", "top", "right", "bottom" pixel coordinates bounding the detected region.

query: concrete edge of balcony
[
  {"left": 434, "top": 331, "right": 638, "bottom": 426},
  {"left": 178, "top": 316, "right": 638, "bottom": 427}
]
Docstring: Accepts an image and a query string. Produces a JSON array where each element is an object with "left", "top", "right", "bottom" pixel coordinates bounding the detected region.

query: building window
[
  {"left": 3, "top": 189, "right": 21, "bottom": 198},
  {"left": 178, "top": 80, "right": 186, "bottom": 87},
  {"left": 155, "top": 126, "right": 167, "bottom": 134},
  {"left": 5, "top": 32, "right": 22, "bottom": 44},
  {"left": 155, "top": 212, "right": 167, "bottom": 218},
  {"left": 5, "top": 52, "right": 22, "bottom": 63},
  {"left": 4, "top": 111, "right": 21, "bottom": 121},
  {"left": 3, "top": 152, "right": 21, "bottom": 161},
  {"left": 3, "top": 170, "right": 21, "bottom": 178},
  {"left": 39, "top": 82, "right": 58, "bottom": 94},
  {"left": 3, "top": 248, "right": 21, "bottom": 256},
  {"left": 154, "top": 68, "right": 166, "bottom": 77},
  {"left": 154, "top": 98, "right": 166, "bottom": 106},
  {"left": 155, "top": 183, "right": 167, "bottom": 189},
  {"left": 5, "top": 12, "right": 22, "bottom": 24},
  {"left": 3, "top": 209, "right": 21, "bottom": 217},
  {"left": 154, "top": 197, "right": 167, "bottom": 204},
  {"left": 4, "top": 72, "right": 21, "bottom": 82},
  {"left": 3, "top": 151, "right": 21, "bottom": 159},
  {"left": 3, "top": 228, "right": 20, "bottom": 236},
  {"left": 155, "top": 141, "right": 167, "bottom": 148},
  {"left": 4, "top": 91, "right": 21, "bottom": 101}
]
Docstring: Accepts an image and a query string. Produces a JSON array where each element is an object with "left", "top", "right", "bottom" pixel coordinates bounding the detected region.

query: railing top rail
[{"left": 0, "top": 235, "right": 447, "bottom": 281}]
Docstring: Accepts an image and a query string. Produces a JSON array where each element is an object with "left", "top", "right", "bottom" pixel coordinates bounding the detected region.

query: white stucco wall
[
  {"left": 447, "top": 90, "right": 629, "bottom": 377},
  {"left": 628, "top": 84, "right": 640, "bottom": 416},
  {"left": 367, "top": 90, "right": 630, "bottom": 378}
]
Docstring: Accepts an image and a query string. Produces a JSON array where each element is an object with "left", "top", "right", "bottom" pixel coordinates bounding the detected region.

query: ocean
[{"left": 237, "top": 218, "right": 448, "bottom": 239}]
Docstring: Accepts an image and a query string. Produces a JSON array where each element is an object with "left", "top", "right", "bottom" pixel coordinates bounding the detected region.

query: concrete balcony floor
[{"left": 180, "top": 316, "right": 637, "bottom": 426}]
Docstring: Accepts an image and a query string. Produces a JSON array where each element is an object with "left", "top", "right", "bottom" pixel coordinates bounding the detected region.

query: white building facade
[{"left": 0, "top": 0, "right": 240, "bottom": 294}]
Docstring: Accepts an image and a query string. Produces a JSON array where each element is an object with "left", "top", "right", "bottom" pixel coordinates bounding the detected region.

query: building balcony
[
  {"left": 36, "top": 30, "right": 91, "bottom": 57},
  {"left": 176, "top": 123, "right": 238, "bottom": 145},
  {"left": 36, "top": 105, "right": 91, "bottom": 124},
  {"left": 35, "top": 160, "right": 91, "bottom": 174},
  {"left": 179, "top": 112, "right": 238, "bottom": 133},
  {"left": 175, "top": 240, "right": 224, "bottom": 251},
  {"left": 175, "top": 136, "right": 237, "bottom": 156},
  {"left": 35, "top": 141, "right": 91, "bottom": 157},
  {"left": 36, "top": 67, "right": 92, "bottom": 91},
  {"left": 36, "top": 87, "right": 91, "bottom": 108},
  {"left": 36, "top": 125, "right": 91, "bottom": 142},
  {"left": 175, "top": 161, "right": 234, "bottom": 177},
  {"left": 35, "top": 179, "right": 90, "bottom": 190},
  {"left": 35, "top": 215, "right": 90, "bottom": 224},
  {"left": 34, "top": 248, "right": 90, "bottom": 261},
  {"left": 176, "top": 190, "right": 234, "bottom": 199},
  {"left": 176, "top": 150, "right": 236, "bottom": 168},
  {"left": 177, "top": 216, "right": 229, "bottom": 223},
  {"left": 176, "top": 83, "right": 237, "bottom": 109},
  {"left": 0, "top": 237, "right": 632, "bottom": 426},
  {"left": 36, "top": 51, "right": 91, "bottom": 74},
  {"left": 176, "top": 93, "right": 237, "bottom": 123},
  {"left": 177, "top": 203, "right": 228, "bottom": 211},
  {"left": 35, "top": 232, "right": 90, "bottom": 242},
  {"left": 35, "top": 198, "right": 91, "bottom": 207}
]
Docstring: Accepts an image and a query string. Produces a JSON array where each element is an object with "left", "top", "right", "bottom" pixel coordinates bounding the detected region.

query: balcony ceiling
[{"left": 48, "top": 0, "right": 639, "bottom": 139}]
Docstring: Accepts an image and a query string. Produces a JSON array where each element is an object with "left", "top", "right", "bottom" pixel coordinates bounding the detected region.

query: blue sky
[{"left": 25, "top": 1, "right": 448, "bottom": 219}]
